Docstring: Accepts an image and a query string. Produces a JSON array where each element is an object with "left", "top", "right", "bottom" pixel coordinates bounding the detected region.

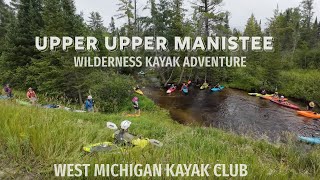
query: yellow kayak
[
  {"left": 134, "top": 88, "right": 144, "bottom": 95},
  {"left": 125, "top": 114, "right": 141, "bottom": 117},
  {"left": 200, "top": 83, "right": 209, "bottom": 90}
]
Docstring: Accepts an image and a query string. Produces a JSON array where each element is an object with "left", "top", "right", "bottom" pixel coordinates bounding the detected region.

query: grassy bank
[
  {"left": 227, "top": 69, "right": 320, "bottom": 106},
  {"left": 0, "top": 100, "right": 320, "bottom": 179}
]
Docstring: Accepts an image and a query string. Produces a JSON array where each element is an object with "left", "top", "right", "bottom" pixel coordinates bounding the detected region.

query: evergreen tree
[
  {"left": 109, "top": 16, "right": 116, "bottom": 36},
  {"left": 116, "top": 0, "right": 134, "bottom": 36},
  {"left": 0, "top": 0, "right": 13, "bottom": 54},
  {"left": 0, "top": 0, "right": 43, "bottom": 87}
]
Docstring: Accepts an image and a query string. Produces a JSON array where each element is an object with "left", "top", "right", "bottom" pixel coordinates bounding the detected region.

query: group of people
[{"left": 260, "top": 89, "right": 316, "bottom": 111}]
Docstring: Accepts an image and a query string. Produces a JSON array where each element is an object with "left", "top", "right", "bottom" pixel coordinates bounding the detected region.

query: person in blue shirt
[{"left": 85, "top": 95, "right": 94, "bottom": 112}]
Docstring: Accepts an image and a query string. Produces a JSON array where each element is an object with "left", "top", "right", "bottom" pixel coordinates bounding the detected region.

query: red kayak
[
  {"left": 270, "top": 99, "right": 300, "bottom": 110},
  {"left": 166, "top": 86, "right": 177, "bottom": 94}
]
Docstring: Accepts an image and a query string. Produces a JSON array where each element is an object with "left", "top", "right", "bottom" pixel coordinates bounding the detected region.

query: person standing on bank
[
  {"left": 85, "top": 95, "right": 94, "bottom": 112},
  {"left": 26, "top": 87, "right": 37, "bottom": 105}
]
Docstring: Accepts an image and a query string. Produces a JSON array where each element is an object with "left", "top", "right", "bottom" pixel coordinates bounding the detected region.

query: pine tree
[
  {"left": 116, "top": 0, "right": 134, "bottom": 36},
  {"left": 244, "top": 14, "right": 262, "bottom": 36},
  {"left": 109, "top": 17, "right": 116, "bottom": 36},
  {"left": 0, "top": 0, "right": 13, "bottom": 54},
  {"left": 1, "top": 0, "right": 43, "bottom": 87},
  {"left": 193, "top": 0, "right": 226, "bottom": 36}
]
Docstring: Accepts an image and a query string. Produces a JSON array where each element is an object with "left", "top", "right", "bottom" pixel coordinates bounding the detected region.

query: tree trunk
[
  {"left": 178, "top": 67, "right": 185, "bottom": 84},
  {"left": 164, "top": 69, "right": 174, "bottom": 87}
]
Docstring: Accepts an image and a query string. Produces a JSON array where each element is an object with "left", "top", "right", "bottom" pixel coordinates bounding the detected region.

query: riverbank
[
  {"left": 0, "top": 99, "right": 320, "bottom": 179},
  {"left": 227, "top": 69, "right": 320, "bottom": 107}
]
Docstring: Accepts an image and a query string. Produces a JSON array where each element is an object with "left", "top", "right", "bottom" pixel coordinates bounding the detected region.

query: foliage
[{"left": 0, "top": 101, "right": 320, "bottom": 178}]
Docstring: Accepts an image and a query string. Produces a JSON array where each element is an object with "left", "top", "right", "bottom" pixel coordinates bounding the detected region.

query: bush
[
  {"left": 280, "top": 70, "right": 320, "bottom": 105},
  {"left": 85, "top": 71, "right": 135, "bottom": 113}
]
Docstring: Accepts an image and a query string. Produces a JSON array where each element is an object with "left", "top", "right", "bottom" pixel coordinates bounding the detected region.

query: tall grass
[{"left": 0, "top": 100, "right": 320, "bottom": 179}]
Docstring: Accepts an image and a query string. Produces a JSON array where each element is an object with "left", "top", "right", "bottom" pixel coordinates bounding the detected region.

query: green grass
[{"left": 0, "top": 100, "right": 320, "bottom": 179}]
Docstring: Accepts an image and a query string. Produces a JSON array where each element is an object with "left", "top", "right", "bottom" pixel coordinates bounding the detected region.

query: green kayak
[{"left": 16, "top": 99, "right": 31, "bottom": 106}]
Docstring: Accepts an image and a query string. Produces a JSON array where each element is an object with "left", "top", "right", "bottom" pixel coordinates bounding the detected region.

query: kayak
[
  {"left": 134, "top": 89, "right": 144, "bottom": 95},
  {"left": 248, "top": 93, "right": 273, "bottom": 97},
  {"left": 182, "top": 87, "right": 188, "bottom": 94},
  {"left": 125, "top": 114, "right": 141, "bottom": 117},
  {"left": 270, "top": 99, "right": 300, "bottom": 110},
  {"left": 166, "top": 86, "right": 177, "bottom": 94},
  {"left": 211, "top": 86, "right": 224, "bottom": 92},
  {"left": 83, "top": 138, "right": 150, "bottom": 153},
  {"left": 200, "top": 83, "right": 209, "bottom": 90},
  {"left": 298, "top": 136, "right": 320, "bottom": 144},
  {"left": 0, "top": 95, "right": 9, "bottom": 100},
  {"left": 16, "top": 99, "right": 31, "bottom": 106},
  {"left": 83, "top": 141, "right": 118, "bottom": 153},
  {"left": 297, "top": 111, "right": 320, "bottom": 119},
  {"left": 260, "top": 95, "right": 288, "bottom": 101}
]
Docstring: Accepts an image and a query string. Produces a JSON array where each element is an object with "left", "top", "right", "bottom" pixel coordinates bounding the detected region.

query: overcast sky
[{"left": 4, "top": 0, "right": 320, "bottom": 30}]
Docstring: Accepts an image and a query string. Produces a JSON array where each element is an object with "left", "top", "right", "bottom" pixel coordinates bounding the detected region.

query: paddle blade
[
  {"left": 106, "top": 122, "right": 118, "bottom": 130},
  {"left": 149, "top": 139, "right": 163, "bottom": 147}
]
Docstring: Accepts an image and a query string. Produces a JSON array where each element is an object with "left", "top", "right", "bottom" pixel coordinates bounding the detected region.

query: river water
[{"left": 144, "top": 87, "right": 320, "bottom": 142}]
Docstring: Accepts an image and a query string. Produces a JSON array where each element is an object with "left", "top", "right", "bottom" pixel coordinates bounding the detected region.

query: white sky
[{"left": 4, "top": 0, "right": 320, "bottom": 30}]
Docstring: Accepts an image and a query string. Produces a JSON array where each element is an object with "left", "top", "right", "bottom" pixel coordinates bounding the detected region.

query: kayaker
[
  {"left": 4, "top": 84, "right": 13, "bottom": 98},
  {"left": 85, "top": 95, "right": 94, "bottom": 112},
  {"left": 273, "top": 92, "right": 279, "bottom": 99},
  {"left": 261, "top": 89, "right": 267, "bottom": 95},
  {"left": 307, "top": 101, "right": 315, "bottom": 111},
  {"left": 132, "top": 97, "right": 140, "bottom": 115},
  {"left": 214, "top": 83, "right": 221, "bottom": 89},
  {"left": 180, "top": 83, "right": 188, "bottom": 91},
  {"left": 26, "top": 87, "right": 37, "bottom": 105},
  {"left": 134, "top": 85, "right": 140, "bottom": 91},
  {"left": 279, "top": 96, "right": 285, "bottom": 102}
]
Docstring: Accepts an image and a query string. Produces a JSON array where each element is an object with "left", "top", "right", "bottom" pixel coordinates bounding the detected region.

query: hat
[
  {"left": 120, "top": 120, "right": 131, "bottom": 130},
  {"left": 28, "top": 87, "right": 32, "bottom": 90},
  {"left": 309, "top": 102, "right": 315, "bottom": 108},
  {"left": 88, "top": 95, "right": 92, "bottom": 99},
  {"left": 132, "top": 97, "right": 138, "bottom": 102}
]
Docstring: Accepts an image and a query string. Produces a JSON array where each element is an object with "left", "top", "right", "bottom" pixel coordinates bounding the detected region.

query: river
[{"left": 144, "top": 86, "right": 320, "bottom": 142}]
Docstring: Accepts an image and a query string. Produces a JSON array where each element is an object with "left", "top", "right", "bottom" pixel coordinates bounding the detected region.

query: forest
[{"left": 0, "top": 0, "right": 319, "bottom": 112}]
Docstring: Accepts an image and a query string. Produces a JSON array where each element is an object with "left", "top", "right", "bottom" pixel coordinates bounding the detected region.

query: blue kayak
[
  {"left": 182, "top": 88, "right": 188, "bottom": 94},
  {"left": 211, "top": 86, "right": 224, "bottom": 92},
  {"left": 299, "top": 136, "right": 320, "bottom": 144}
]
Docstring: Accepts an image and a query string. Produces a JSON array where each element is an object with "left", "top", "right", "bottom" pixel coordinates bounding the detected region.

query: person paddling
[
  {"left": 85, "top": 95, "right": 94, "bottom": 112},
  {"left": 214, "top": 83, "right": 221, "bottom": 89},
  {"left": 132, "top": 97, "right": 140, "bottom": 115},
  {"left": 180, "top": 83, "right": 188, "bottom": 91},
  {"left": 26, "top": 87, "right": 37, "bottom": 105}
]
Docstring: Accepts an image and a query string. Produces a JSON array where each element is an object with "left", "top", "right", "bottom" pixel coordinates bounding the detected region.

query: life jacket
[{"left": 27, "top": 91, "right": 36, "bottom": 98}]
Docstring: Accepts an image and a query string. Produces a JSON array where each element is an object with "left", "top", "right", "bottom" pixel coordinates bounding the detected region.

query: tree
[
  {"left": 0, "top": 0, "right": 43, "bottom": 87},
  {"left": 0, "top": 0, "right": 13, "bottom": 54},
  {"left": 192, "top": 0, "right": 227, "bottom": 36},
  {"left": 109, "top": 16, "right": 116, "bottom": 36},
  {"left": 244, "top": 14, "right": 262, "bottom": 36},
  {"left": 116, "top": 0, "right": 134, "bottom": 36}
]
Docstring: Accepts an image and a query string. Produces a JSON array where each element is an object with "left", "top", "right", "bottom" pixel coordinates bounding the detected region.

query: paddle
[{"left": 149, "top": 139, "right": 163, "bottom": 147}]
